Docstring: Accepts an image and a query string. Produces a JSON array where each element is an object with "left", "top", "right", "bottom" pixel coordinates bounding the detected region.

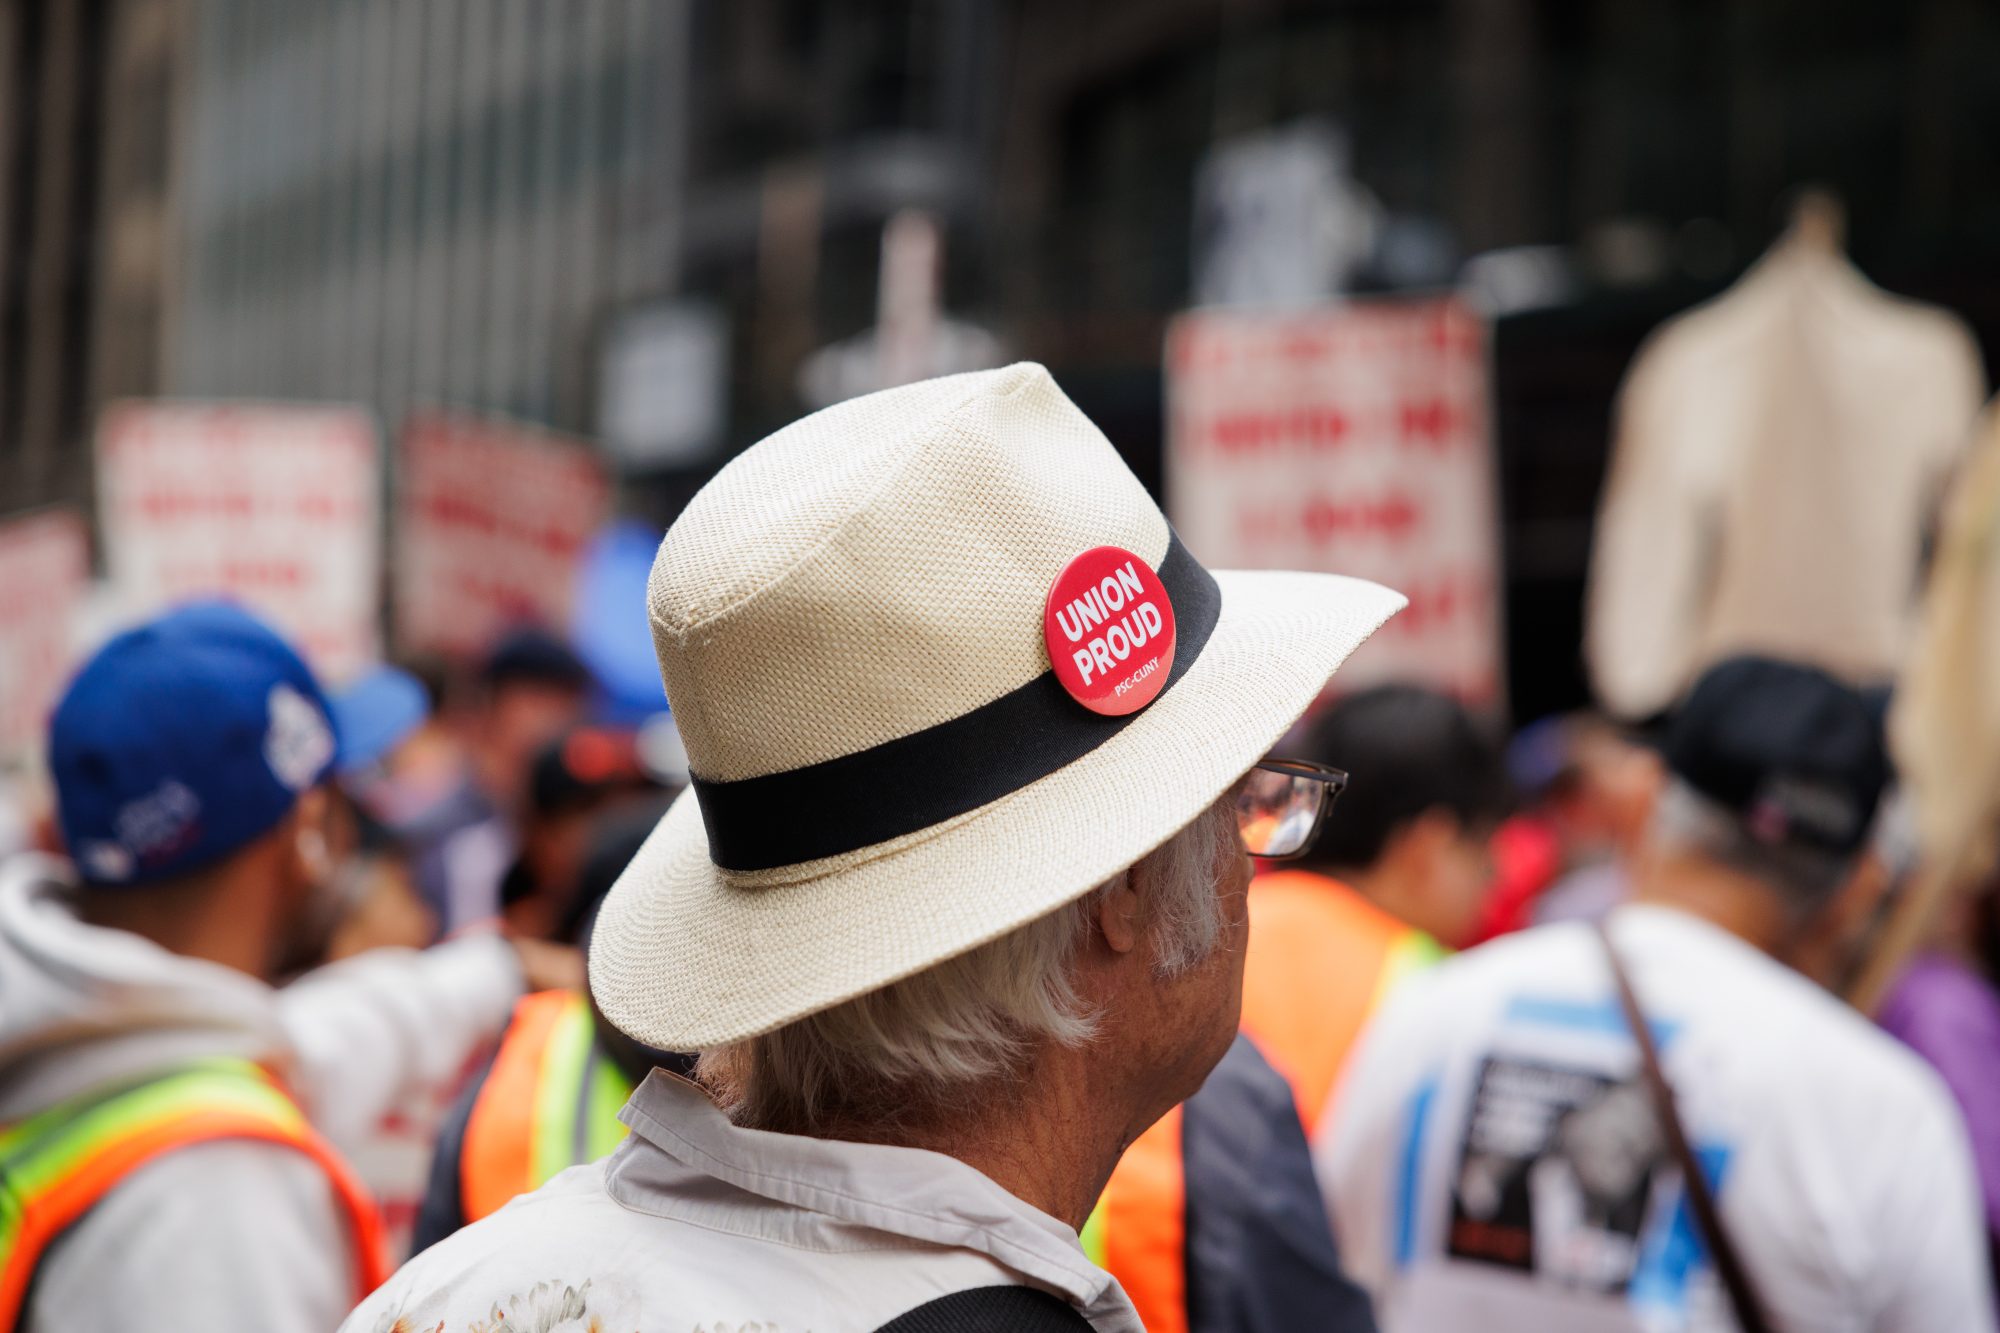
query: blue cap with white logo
[{"left": 50, "top": 601, "right": 341, "bottom": 886}]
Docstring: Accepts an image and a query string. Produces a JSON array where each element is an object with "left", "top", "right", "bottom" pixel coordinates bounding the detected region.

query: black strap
[
  {"left": 690, "top": 532, "right": 1223, "bottom": 871},
  {"left": 1593, "top": 922, "right": 1776, "bottom": 1333},
  {"left": 872, "top": 1284, "right": 1096, "bottom": 1333}
]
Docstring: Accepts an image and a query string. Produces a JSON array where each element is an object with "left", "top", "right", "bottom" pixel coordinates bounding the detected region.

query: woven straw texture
[
  {"left": 592, "top": 363, "right": 1404, "bottom": 1050},
  {"left": 651, "top": 363, "right": 1169, "bottom": 782}
]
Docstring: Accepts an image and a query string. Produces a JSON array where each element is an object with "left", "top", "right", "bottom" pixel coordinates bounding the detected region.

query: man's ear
[
  {"left": 1095, "top": 874, "right": 1144, "bottom": 955},
  {"left": 289, "top": 787, "right": 334, "bottom": 887}
]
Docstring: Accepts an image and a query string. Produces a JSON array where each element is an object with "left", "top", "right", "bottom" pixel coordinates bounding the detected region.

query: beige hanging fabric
[
  {"left": 1892, "top": 404, "right": 2000, "bottom": 867},
  {"left": 1846, "top": 403, "right": 2000, "bottom": 1013},
  {"left": 1585, "top": 231, "right": 1985, "bottom": 719}
]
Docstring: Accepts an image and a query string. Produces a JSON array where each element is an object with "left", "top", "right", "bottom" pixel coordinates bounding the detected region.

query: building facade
[{"left": 5, "top": 0, "right": 1999, "bottom": 716}]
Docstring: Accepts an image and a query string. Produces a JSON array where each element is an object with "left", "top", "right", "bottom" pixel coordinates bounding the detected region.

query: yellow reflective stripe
[
  {"left": 0, "top": 1188, "right": 19, "bottom": 1269},
  {"left": 1079, "top": 1197, "right": 1108, "bottom": 1267},
  {"left": 0, "top": 1060, "right": 300, "bottom": 1197},
  {"left": 582, "top": 1051, "right": 635, "bottom": 1163},
  {"left": 530, "top": 995, "right": 596, "bottom": 1188},
  {"left": 1367, "top": 929, "right": 1445, "bottom": 1016},
  {"left": 0, "top": 1060, "right": 302, "bottom": 1260}
]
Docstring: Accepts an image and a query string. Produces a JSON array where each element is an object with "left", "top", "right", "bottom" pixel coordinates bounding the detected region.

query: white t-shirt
[{"left": 1318, "top": 904, "right": 1993, "bottom": 1333}]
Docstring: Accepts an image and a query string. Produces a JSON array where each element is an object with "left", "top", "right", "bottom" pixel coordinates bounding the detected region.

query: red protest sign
[
  {"left": 1166, "top": 297, "right": 1502, "bottom": 704},
  {"left": 0, "top": 508, "right": 87, "bottom": 756},
  {"left": 97, "top": 403, "right": 381, "bottom": 680},
  {"left": 395, "top": 412, "right": 610, "bottom": 658}
]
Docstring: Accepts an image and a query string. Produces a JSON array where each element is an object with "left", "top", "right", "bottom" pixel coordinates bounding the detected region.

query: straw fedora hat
[{"left": 590, "top": 363, "right": 1404, "bottom": 1051}]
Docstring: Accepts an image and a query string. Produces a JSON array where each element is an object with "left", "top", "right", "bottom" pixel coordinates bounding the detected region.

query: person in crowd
[
  {"left": 1525, "top": 712, "right": 1664, "bottom": 927},
  {"left": 324, "top": 663, "right": 440, "bottom": 960},
  {"left": 329, "top": 663, "right": 439, "bottom": 828},
  {"left": 1238, "top": 685, "right": 1509, "bottom": 1142},
  {"left": 409, "top": 629, "right": 591, "bottom": 935},
  {"left": 495, "top": 726, "right": 663, "bottom": 942},
  {"left": 0, "top": 602, "right": 576, "bottom": 1332},
  {"left": 423, "top": 797, "right": 1378, "bottom": 1333},
  {"left": 1321, "top": 656, "right": 1993, "bottom": 1332},
  {"left": 411, "top": 815, "right": 685, "bottom": 1254},
  {"left": 1873, "top": 797, "right": 2000, "bottom": 1276},
  {"left": 1089, "top": 1028, "right": 1379, "bottom": 1333},
  {"left": 341, "top": 363, "right": 1403, "bottom": 1331},
  {"left": 1481, "top": 711, "right": 1666, "bottom": 935},
  {"left": 345, "top": 655, "right": 470, "bottom": 831},
  {"left": 320, "top": 663, "right": 516, "bottom": 1255}
]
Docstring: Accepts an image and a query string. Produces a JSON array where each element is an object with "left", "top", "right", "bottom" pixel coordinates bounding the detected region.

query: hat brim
[{"left": 589, "top": 569, "right": 1406, "bottom": 1052}]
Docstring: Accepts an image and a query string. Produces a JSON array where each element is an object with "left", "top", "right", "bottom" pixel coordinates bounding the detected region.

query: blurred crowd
[{"left": 5, "top": 360, "right": 2000, "bottom": 1333}]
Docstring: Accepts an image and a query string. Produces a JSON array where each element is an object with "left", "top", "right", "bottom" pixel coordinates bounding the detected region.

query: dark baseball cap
[
  {"left": 481, "top": 627, "right": 590, "bottom": 691},
  {"left": 1664, "top": 656, "right": 1887, "bottom": 858},
  {"left": 527, "top": 727, "right": 653, "bottom": 816},
  {"left": 51, "top": 602, "right": 340, "bottom": 886}
]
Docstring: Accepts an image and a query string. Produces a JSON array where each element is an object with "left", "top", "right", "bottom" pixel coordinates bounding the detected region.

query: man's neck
[
  {"left": 1333, "top": 863, "right": 1419, "bottom": 930},
  {"left": 827, "top": 1045, "right": 1138, "bottom": 1231},
  {"left": 1629, "top": 853, "right": 1794, "bottom": 957},
  {"left": 75, "top": 864, "right": 275, "bottom": 980}
]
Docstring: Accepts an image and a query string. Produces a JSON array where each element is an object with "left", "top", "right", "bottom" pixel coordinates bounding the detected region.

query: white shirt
[
  {"left": 1319, "top": 904, "right": 1993, "bottom": 1333},
  {"left": 342, "top": 1070, "right": 1143, "bottom": 1333}
]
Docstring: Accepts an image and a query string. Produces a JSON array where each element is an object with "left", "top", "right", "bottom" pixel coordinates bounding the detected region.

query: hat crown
[{"left": 649, "top": 364, "right": 1168, "bottom": 783}]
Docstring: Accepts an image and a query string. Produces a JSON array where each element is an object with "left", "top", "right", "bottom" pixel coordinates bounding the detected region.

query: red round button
[{"left": 1043, "top": 545, "right": 1178, "bottom": 716}]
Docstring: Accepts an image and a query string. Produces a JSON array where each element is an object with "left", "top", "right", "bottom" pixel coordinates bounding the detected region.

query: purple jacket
[{"left": 1880, "top": 953, "right": 2000, "bottom": 1243}]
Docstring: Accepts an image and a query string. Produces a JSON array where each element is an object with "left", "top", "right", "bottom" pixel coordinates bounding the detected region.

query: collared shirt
[{"left": 341, "top": 1070, "right": 1144, "bottom": 1333}]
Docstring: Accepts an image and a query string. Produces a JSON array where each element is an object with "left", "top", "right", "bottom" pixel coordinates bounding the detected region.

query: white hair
[
  {"left": 697, "top": 794, "right": 1237, "bottom": 1133},
  {"left": 1649, "top": 778, "right": 1855, "bottom": 908}
]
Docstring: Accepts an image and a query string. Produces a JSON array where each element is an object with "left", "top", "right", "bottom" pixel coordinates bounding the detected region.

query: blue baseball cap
[
  {"left": 329, "top": 664, "right": 429, "bottom": 778},
  {"left": 50, "top": 601, "right": 341, "bottom": 886}
]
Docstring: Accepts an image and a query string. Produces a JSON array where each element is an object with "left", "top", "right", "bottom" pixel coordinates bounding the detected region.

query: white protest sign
[
  {"left": 600, "top": 301, "right": 729, "bottom": 470},
  {"left": 97, "top": 403, "right": 381, "bottom": 680},
  {"left": 0, "top": 508, "right": 88, "bottom": 755},
  {"left": 1166, "top": 297, "right": 1503, "bottom": 704},
  {"left": 396, "top": 412, "right": 611, "bottom": 658}
]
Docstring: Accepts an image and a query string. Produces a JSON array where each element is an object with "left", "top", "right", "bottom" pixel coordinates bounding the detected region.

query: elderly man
[
  {"left": 1321, "top": 657, "right": 1993, "bottom": 1332},
  {"left": 342, "top": 364, "right": 1402, "bottom": 1331}
]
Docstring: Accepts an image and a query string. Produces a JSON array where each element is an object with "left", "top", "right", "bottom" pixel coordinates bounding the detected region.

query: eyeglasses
[{"left": 1237, "top": 759, "right": 1348, "bottom": 860}]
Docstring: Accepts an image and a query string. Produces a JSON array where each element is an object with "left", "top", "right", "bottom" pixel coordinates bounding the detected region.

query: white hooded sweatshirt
[{"left": 0, "top": 854, "right": 524, "bottom": 1333}]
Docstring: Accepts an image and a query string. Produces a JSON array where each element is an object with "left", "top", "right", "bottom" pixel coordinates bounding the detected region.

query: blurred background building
[{"left": 4, "top": 0, "right": 1999, "bottom": 719}]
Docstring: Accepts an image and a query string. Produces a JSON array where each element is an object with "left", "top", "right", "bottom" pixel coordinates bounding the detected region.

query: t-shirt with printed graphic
[{"left": 1317, "top": 904, "right": 1994, "bottom": 1333}]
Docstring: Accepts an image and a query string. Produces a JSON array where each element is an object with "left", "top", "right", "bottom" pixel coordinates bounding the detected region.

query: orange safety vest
[
  {"left": 0, "top": 1057, "right": 389, "bottom": 1331},
  {"left": 1080, "top": 872, "right": 1441, "bottom": 1330},
  {"left": 460, "top": 990, "right": 634, "bottom": 1224},
  {"left": 1238, "top": 869, "right": 1441, "bottom": 1137},
  {"left": 1082, "top": 1104, "right": 1187, "bottom": 1333}
]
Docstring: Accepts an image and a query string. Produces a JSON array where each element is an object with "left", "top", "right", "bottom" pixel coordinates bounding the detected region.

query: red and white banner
[
  {"left": 1166, "top": 297, "right": 1503, "bottom": 703},
  {"left": 97, "top": 403, "right": 381, "bottom": 680},
  {"left": 396, "top": 412, "right": 610, "bottom": 658},
  {"left": 0, "top": 508, "right": 88, "bottom": 755}
]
